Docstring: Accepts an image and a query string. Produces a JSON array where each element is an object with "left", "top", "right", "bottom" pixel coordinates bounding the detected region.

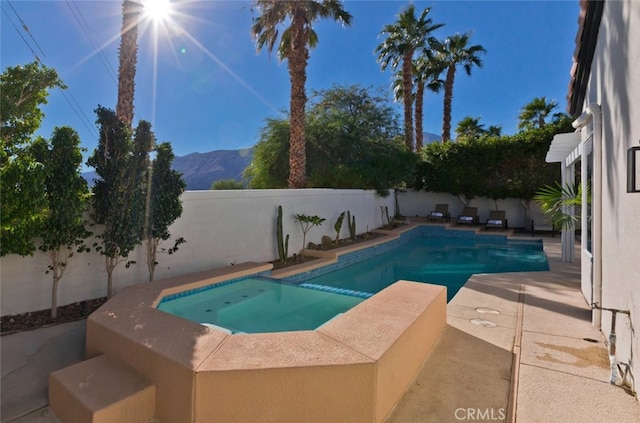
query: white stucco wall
[
  {"left": 1, "top": 189, "right": 394, "bottom": 316},
  {"left": 582, "top": 0, "right": 640, "bottom": 389},
  {"left": 1, "top": 188, "right": 549, "bottom": 316}
]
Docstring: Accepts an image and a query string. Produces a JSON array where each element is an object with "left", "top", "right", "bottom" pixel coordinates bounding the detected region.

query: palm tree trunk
[
  {"left": 442, "top": 65, "right": 456, "bottom": 142},
  {"left": 116, "top": 0, "right": 142, "bottom": 129},
  {"left": 402, "top": 49, "right": 414, "bottom": 150},
  {"left": 415, "top": 81, "right": 424, "bottom": 152},
  {"left": 287, "top": 11, "right": 308, "bottom": 188}
]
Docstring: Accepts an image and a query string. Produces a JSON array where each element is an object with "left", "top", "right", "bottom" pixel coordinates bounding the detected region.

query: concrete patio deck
[{"left": 2, "top": 236, "right": 639, "bottom": 423}]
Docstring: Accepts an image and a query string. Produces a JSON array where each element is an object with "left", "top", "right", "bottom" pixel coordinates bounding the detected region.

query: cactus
[
  {"left": 334, "top": 211, "right": 346, "bottom": 243},
  {"left": 347, "top": 211, "right": 356, "bottom": 240},
  {"left": 276, "top": 206, "right": 289, "bottom": 262}
]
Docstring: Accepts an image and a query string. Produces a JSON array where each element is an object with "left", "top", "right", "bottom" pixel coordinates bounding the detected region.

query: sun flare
[{"left": 143, "top": 0, "right": 173, "bottom": 23}]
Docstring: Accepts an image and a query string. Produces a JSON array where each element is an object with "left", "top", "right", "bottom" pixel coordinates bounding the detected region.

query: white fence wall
[
  {"left": 0, "top": 189, "right": 551, "bottom": 316},
  {"left": 1, "top": 189, "right": 394, "bottom": 316}
]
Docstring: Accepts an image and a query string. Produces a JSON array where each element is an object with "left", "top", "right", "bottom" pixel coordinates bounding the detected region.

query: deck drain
[
  {"left": 470, "top": 318, "right": 497, "bottom": 328},
  {"left": 583, "top": 337, "right": 599, "bottom": 343},
  {"left": 475, "top": 307, "right": 501, "bottom": 315}
]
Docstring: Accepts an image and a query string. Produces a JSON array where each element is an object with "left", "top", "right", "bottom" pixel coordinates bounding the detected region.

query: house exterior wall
[{"left": 582, "top": 0, "right": 640, "bottom": 391}]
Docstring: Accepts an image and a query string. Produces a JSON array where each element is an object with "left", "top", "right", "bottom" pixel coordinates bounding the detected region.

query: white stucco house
[{"left": 547, "top": 0, "right": 640, "bottom": 395}]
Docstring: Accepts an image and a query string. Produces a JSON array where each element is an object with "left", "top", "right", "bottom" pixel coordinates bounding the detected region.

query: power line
[
  {"left": 1, "top": 6, "right": 41, "bottom": 63},
  {"left": 3, "top": 1, "right": 99, "bottom": 139},
  {"left": 58, "top": 89, "right": 98, "bottom": 138},
  {"left": 65, "top": 0, "right": 144, "bottom": 125},
  {"left": 66, "top": 0, "right": 118, "bottom": 86},
  {"left": 6, "top": 0, "right": 46, "bottom": 60}
]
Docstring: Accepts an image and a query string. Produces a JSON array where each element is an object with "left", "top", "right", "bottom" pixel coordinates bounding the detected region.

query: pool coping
[{"left": 50, "top": 228, "right": 448, "bottom": 423}]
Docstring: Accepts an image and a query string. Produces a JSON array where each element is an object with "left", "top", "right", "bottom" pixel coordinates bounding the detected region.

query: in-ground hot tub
[
  {"left": 156, "top": 277, "right": 367, "bottom": 333},
  {"left": 50, "top": 262, "right": 446, "bottom": 423}
]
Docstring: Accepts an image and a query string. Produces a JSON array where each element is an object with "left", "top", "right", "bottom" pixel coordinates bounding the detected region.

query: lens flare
[{"left": 144, "top": 0, "right": 172, "bottom": 23}]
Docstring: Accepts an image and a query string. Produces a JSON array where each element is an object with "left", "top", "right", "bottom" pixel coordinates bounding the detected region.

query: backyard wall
[
  {"left": 0, "top": 188, "right": 549, "bottom": 316},
  {"left": 1, "top": 189, "right": 394, "bottom": 316}
]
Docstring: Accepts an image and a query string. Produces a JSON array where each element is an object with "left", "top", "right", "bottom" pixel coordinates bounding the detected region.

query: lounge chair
[
  {"left": 531, "top": 219, "right": 557, "bottom": 237},
  {"left": 457, "top": 207, "right": 479, "bottom": 226},
  {"left": 428, "top": 204, "right": 450, "bottom": 222},
  {"left": 486, "top": 210, "right": 507, "bottom": 231}
]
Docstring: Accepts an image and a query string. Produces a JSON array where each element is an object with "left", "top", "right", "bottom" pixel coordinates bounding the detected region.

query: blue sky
[{"left": 2, "top": 0, "right": 578, "bottom": 161}]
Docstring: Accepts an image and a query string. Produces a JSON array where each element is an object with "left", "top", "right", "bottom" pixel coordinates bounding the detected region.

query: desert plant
[
  {"left": 294, "top": 214, "right": 326, "bottom": 254},
  {"left": 334, "top": 211, "right": 346, "bottom": 242},
  {"left": 347, "top": 211, "right": 356, "bottom": 240},
  {"left": 276, "top": 205, "right": 289, "bottom": 262},
  {"left": 380, "top": 206, "right": 392, "bottom": 227}
]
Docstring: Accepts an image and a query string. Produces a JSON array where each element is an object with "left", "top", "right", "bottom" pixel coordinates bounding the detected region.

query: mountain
[
  {"left": 82, "top": 148, "right": 253, "bottom": 191},
  {"left": 172, "top": 148, "right": 253, "bottom": 190},
  {"left": 81, "top": 135, "right": 440, "bottom": 190},
  {"left": 423, "top": 132, "right": 441, "bottom": 144}
]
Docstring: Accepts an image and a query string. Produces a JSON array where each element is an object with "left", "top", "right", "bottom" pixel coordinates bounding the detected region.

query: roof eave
[{"left": 566, "top": 0, "right": 605, "bottom": 117}]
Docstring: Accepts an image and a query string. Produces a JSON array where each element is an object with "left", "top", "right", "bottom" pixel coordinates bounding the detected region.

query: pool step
[{"left": 49, "top": 354, "right": 156, "bottom": 423}]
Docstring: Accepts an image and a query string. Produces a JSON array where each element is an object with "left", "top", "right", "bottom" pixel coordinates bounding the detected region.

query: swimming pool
[
  {"left": 300, "top": 236, "right": 548, "bottom": 301},
  {"left": 157, "top": 277, "right": 364, "bottom": 333},
  {"left": 157, "top": 230, "right": 548, "bottom": 333}
]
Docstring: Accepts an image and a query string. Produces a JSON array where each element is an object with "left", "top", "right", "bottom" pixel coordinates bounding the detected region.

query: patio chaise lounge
[
  {"left": 428, "top": 204, "right": 450, "bottom": 223},
  {"left": 486, "top": 210, "right": 507, "bottom": 231},
  {"left": 457, "top": 207, "right": 479, "bottom": 226}
]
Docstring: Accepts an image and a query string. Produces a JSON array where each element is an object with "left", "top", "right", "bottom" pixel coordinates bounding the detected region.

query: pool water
[
  {"left": 302, "top": 236, "right": 548, "bottom": 301},
  {"left": 157, "top": 278, "right": 363, "bottom": 333},
  {"left": 157, "top": 234, "right": 548, "bottom": 333}
]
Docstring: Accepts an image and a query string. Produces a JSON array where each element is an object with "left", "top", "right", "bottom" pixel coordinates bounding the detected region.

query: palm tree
[
  {"left": 251, "top": 0, "right": 352, "bottom": 188},
  {"left": 376, "top": 4, "right": 443, "bottom": 151},
  {"left": 116, "top": 0, "right": 143, "bottom": 129},
  {"left": 391, "top": 58, "right": 443, "bottom": 151},
  {"left": 455, "top": 116, "right": 485, "bottom": 141},
  {"left": 517, "top": 96, "right": 559, "bottom": 130},
  {"left": 534, "top": 182, "right": 589, "bottom": 231},
  {"left": 413, "top": 56, "right": 444, "bottom": 151},
  {"left": 433, "top": 33, "right": 486, "bottom": 142},
  {"left": 487, "top": 125, "right": 502, "bottom": 137}
]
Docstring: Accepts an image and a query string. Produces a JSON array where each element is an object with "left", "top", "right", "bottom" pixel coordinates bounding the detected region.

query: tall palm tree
[
  {"left": 517, "top": 96, "right": 559, "bottom": 130},
  {"left": 376, "top": 4, "right": 443, "bottom": 151},
  {"left": 434, "top": 33, "right": 486, "bottom": 142},
  {"left": 252, "top": 0, "right": 352, "bottom": 188},
  {"left": 413, "top": 55, "right": 443, "bottom": 151},
  {"left": 116, "top": 0, "right": 143, "bottom": 129}
]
